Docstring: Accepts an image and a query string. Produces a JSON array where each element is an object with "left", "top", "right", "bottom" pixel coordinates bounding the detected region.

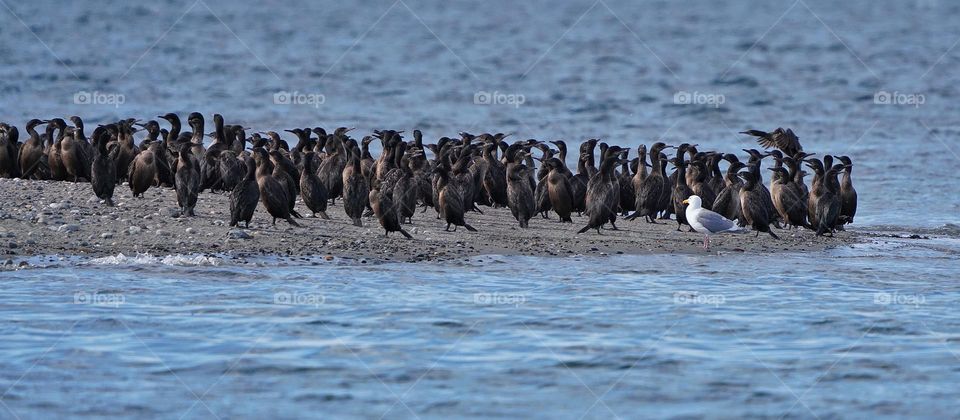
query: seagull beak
[{"left": 682, "top": 199, "right": 689, "bottom": 204}]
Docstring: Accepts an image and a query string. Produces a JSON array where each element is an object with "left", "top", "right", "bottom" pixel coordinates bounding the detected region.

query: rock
[
  {"left": 128, "top": 226, "right": 142, "bottom": 235},
  {"left": 100, "top": 232, "right": 114, "bottom": 239},
  {"left": 165, "top": 208, "right": 180, "bottom": 218},
  {"left": 57, "top": 224, "right": 80, "bottom": 233},
  {"left": 25, "top": 239, "right": 36, "bottom": 245},
  {"left": 185, "top": 227, "right": 197, "bottom": 234},
  {"left": 8, "top": 242, "right": 18, "bottom": 249},
  {"left": 228, "top": 229, "right": 252, "bottom": 239}
]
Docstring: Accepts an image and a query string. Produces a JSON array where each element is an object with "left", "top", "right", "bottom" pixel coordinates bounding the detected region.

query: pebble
[
  {"left": 8, "top": 242, "right": 18, "bottom": 249},
  {"left": 128, "top": 226, "right": 142, "bottom": 235},
  {"left": 186, "top": 227, "right": 197, "bottom": 234},
  {"left": 57, "top": 224, "right": 81, "bottom": 233},
  {"left": 100, "top": 232, "right": 114, "bottom": 239},
  {"left": 228, "top": 229, "right": 252, "bottom": 239}
]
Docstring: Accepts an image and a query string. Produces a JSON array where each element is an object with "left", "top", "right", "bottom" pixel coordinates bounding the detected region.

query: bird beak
[{"left": 682, "top": 199, "right": 689, "bottom": 204}]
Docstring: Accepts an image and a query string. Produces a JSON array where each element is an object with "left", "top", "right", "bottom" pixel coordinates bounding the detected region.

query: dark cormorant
[
  {"left": 115, "top": 120, "right": 139, "bottom": 183},
  {"left": 482, "top": 142, "right": 508, "bottom": 208},
  {"left": 711, "top": 157, "right": 746, "bottom": 222},
  {"left": 46, "top": 118, "right": 67, "bottom": 181},
  {"left": 175, "top": 144, "right": 200, "bottom": 217},
  {"left": 626, "top": 142, "right": 669, "bottom": 223},
  {"left": 544, "top": 157, "right": 574, "bottom": 222},
  {"left": 342, "top": 146, "right": 369, "bottom": 227},
  {"left": 741, "top": 127, "right": 803, "bottom": 158},
  {"left": 769, "top": 166, "right": 809, "bottom": 229},
  {"left": 253, "top": 148, "right": 299, "bottom": 226},
  {"left": 738, "top": 170, "right": 779, "bottom": 238},
  {"left": 578, "top": 146, "right": 625, "bottom": 234},
  {"left": 813, "top": 164, "right": 845, "bottom": 236},
  {"left": 299, "top": 152, "right": 330, "bottom": 219},
  {"left": 671, "top": 154, "right": 694, "bottom": 232},
  {"left": 128, "top": 141, "right": 158, "bottom": 197},
  {"left": 230, "top": 157, "right": 259, "bottom": 228},
  {"left": 437, "top": 148, "right": 477, "bottom": 232},
  {"left": 18, "top": 119, "right": 47, "bottom": 179},
  {"left": 0, "top": 124, "right": 20, "bottom": 178},
  {"left": 835, "top": 155, "right": 857, "bottom": 227},
  {"left": 90, "top": 125, "right": 118, "bottom": 206},
  {"left": 269, "top": 150, "right": 302, "bottom": 218},
  {"left": 506, "top": 151, "right": 536, "bottom": 228}
]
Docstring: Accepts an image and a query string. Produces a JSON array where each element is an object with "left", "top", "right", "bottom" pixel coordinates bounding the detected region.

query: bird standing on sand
[
  {"left": 90, "top": 125, "right": 117, "bottom": 206},
  {"left": 128, "top": 141, "right": 158, "bottom": 198},
  {"left": 738, "top": 170, "right": 779, "bottom": 239},
  {"left": 342, "top": 145, "right": 369, "bottom": 227},
  {"left": 835, "top": 155, "right": 857, "bottom": 227},
  {"left": 578, "top": 146, "right": 625, "bottom": 234},
  {"left": 544, "top": 157, "right": 574, "bottom": 222},
  {"left": 252, "top": 148, "right": 299, "bottom": 226},
  {"left": 230, "top": 157, "right": 259, "bottom": 228},
  {"left": 299, "top": 152, "right": 330, "bottom": 219},
  {"left": 175, "top": 144, "right": 201, "bottom": 217},
  {"left": 682, "top": 195, "right": 741, "bottom": 249},
  {"left": 506, "top": 151, "right": 536, "bottom": 228}
]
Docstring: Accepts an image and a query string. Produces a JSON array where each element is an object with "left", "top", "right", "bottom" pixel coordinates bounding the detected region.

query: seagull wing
[{"left": 696, "top": 208, "right": 736, "bottom": 233}]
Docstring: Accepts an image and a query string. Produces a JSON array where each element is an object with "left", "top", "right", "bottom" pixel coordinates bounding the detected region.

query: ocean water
[{"left": 2, "top": 0, "right": 960, "bottom": 418}]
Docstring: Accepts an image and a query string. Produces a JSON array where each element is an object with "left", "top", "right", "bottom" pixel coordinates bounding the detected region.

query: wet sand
[{"left": 0, "top": 178, "right": 861, "bottom": 263}]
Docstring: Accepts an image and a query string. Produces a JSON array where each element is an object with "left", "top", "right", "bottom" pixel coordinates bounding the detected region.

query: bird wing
[
  {"left": 696, "top": 208, "right": 736, "bottom": 233},
  {"left": 741, "top": 127, "right": 803, "bottom": 156}
]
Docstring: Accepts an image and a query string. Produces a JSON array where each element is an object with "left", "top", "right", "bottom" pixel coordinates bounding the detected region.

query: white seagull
[{"left": 682, "top": 195, "right": 742, "bottom": 249}]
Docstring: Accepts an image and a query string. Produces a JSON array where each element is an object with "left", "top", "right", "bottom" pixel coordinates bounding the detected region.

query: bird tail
[
  {"left": 399, "top": 228, "right": 413, "bottom": 239},
  {"left": 463, "top": 223, "right": 478, "bottom": 232},
  {"left": 577, "top": 225, "right": 591, "bottom": 234}
]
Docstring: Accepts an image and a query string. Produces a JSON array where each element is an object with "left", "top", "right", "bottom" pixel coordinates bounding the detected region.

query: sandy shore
[{"left": 0, "top": 178, "right": 861, "bottom": 264}]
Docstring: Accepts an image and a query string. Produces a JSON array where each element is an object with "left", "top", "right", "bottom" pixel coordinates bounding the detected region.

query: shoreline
[{"left": 0, "top": 178, "right": 862, "bottom": 264}]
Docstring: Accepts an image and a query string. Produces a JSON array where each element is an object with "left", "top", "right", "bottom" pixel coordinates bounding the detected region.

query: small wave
[{"left": 86, "top": 253, "right": 222, "bottom": 267}]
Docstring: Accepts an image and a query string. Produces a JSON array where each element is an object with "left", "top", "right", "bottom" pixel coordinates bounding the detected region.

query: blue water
[
  {"left": 3, "top": 0, "right": 960, "bottom": 417},
  {"left": 3, "top": 238, "right": 959, "bottom": 418}
]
